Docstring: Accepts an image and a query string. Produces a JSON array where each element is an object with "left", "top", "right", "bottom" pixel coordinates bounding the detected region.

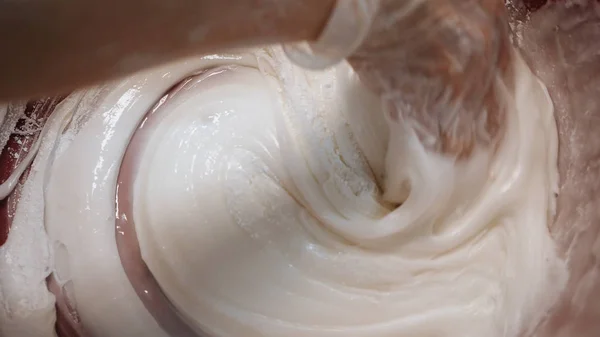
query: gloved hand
[{"left": 348, "top": 0, "right": 512, "bottom": 158}]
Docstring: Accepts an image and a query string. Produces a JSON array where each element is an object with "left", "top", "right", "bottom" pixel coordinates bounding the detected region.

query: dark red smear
[
  {"left": 520, "top": 0, "right": 600, "bottom": 13},
  {"left": 0, "top": 97, "right": 64, "bottom": 246},
  {"left": 523, "top": 0, "right": 548, "bottom": 12}
]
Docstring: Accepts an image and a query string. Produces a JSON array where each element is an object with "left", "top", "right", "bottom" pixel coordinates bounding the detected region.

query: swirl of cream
[{"left": 1, "top": 46, "right": 566, "bottom": 337}]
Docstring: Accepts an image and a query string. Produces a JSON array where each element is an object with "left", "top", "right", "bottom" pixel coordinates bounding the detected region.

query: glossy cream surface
[{"left": 0, "top": 47, "right": 565, "bottom": 337}]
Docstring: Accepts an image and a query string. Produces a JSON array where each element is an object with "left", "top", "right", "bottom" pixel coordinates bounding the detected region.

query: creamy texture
[
  {"left": 0, "top": 99, "right": 73, "bottom": 337},
  {"left": 132, "top": 48, "right": 565, "bottom": 337},
  {"left": 0, "top": 47, "right": 565, "bottom": 337}
]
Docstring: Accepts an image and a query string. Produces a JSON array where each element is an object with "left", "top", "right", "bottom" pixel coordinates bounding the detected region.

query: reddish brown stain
[
  {"left": 523, "top": 0, "right": 548, "bottom": 12},
  {"left": 0, "top": 97, "right": 64, "bottom": 246}
]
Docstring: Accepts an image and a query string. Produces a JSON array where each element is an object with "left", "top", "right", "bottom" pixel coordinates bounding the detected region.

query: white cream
[
  {"left": 41, "top": 53, "right": 263, "bottom": 337},
  {"left": 133, "top": 49, "right": 565, "bottom": 336},
  {"left": 1, "top": 47, "right": 566, "bottom": 337},
  {"left": 0, "top": 97, "right": 74, "bottom": 337}
]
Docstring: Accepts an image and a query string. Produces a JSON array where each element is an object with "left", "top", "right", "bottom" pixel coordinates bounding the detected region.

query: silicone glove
[{"left": 348, "top": 0, "right": 512, "bottom": 158}]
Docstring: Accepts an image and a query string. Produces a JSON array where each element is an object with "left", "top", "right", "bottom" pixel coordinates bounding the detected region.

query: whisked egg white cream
[{"left": 1, "top": 47, "right": 565, "bottom": 337}]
